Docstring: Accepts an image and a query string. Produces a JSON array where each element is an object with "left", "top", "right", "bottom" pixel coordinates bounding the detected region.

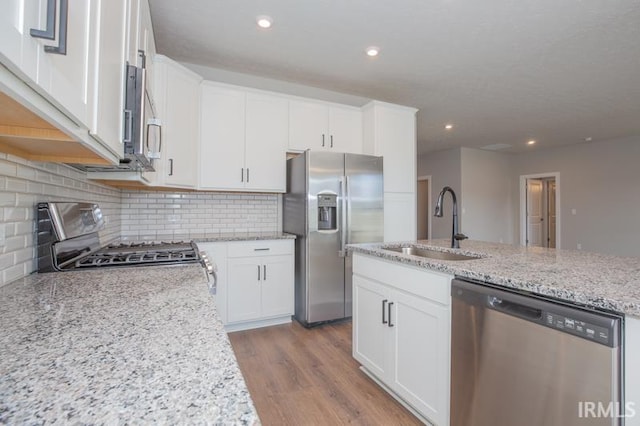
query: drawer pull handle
[{"left": 254, "top": 248, "right": 270, "bottom": 251}]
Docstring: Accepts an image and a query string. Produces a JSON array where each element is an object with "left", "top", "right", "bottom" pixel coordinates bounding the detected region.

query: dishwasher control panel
[{"left": 543, "top": 312, "right": 611, "bottom": 345}]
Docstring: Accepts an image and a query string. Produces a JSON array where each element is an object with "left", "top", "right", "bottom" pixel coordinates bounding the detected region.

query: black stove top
[{"left": 73, "top": 241, "right": 201, "bottom": 269}]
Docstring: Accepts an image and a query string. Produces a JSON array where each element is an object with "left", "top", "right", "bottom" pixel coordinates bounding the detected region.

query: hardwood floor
[{"left": 228, "top": 320, "right": 423, "bottom": 426}]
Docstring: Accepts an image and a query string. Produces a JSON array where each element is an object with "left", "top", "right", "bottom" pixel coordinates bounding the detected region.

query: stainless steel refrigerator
[{"left": 284, "top": 151, "right": 384, "bottom": 326}]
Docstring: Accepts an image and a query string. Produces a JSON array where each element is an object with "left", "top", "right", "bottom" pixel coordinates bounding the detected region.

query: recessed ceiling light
[
  {"left": 256, "top": 15, "right": 273, "bottom": 29},
  {"left": 445, "top": 124, "right": 453, "bottom": 130},
  {"left": 584, "top": 137, "right": 593, "bottom": 142},
  {"left": 527, "top": 140, "right": 536, "bottom": 145},
  {"left": 366, "top": 46, "right": 380, "bottom": 57}
]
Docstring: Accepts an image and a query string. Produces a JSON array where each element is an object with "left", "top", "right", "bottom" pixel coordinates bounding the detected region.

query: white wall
[
  {"left": 417, "top": 148, "right": 461, "bottom": 239},
  {"left": 461, "top": 148, "right": 514, "bottom": 244},
  {"left": 511, "top": 136, "right": 640, "bottom": 256}
]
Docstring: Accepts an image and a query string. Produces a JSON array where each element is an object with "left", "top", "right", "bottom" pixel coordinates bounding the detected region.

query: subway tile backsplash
[
  {"left": 0, "top": 153, "right": 283, "bottom": 286},
  {"left": 120, "top": 190, "right": 281, "bottom": 240},
  {"left": 0, "top": 154, "right": 121, "bottom": 286}
]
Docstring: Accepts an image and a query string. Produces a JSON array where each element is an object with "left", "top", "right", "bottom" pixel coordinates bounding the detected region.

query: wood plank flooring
[{"left": 228, "top": 320, "right": 423, "bottom": 426}]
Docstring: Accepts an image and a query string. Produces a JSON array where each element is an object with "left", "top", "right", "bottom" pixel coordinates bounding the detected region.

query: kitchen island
[
  {"left": 0, "top": 264, "right": 259, "bottom": 425},
  {"left": 348, "top": 239, "right": 640, "bottom": 426}
]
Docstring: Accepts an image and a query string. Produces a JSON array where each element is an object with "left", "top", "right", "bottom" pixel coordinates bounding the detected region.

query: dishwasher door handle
[{"left": 488, "top": 295, "right": 542, "bottom": 320}]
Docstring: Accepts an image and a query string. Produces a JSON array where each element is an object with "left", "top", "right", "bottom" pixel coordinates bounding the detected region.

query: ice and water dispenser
[{"left": 317, "top": 194, "right": 337, "bottom": 231}]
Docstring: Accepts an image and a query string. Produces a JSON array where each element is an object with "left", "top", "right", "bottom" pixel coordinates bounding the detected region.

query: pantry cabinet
[
  {"left": 289, "top": 99, "right": 362, "bottom": 154},
  {"left": 353, "top": 253, "right": 451, "bottom": 426},
  {"left": 199, "top": 83, "right": 287, "bottom": 192}
]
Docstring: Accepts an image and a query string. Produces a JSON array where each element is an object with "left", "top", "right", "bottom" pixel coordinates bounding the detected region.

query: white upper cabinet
[
  {"left": 200, "top": 84, "right": 246, "bottom": 190},
  {"left": 89, "top": 0, "right": 127, "bottom": 157},
  {"left": 200, "top": 82, "right": 287, "bottom": 192},
  {"left": 153, "top": 56, "right": 201, "bottom": 188},
  {"left": 0, "top": 0, "right": 40, "bottom": 82},
  {"left": 244, "top": 93, "right": 287, "bottom": 192},
  {"left": 363, "top": 101, "right": 418, "bottom": 193},
  {"left": 35, "top": 0, "right": 96, "bottom": 129},
  {"left": 289, "top": 99, "right": 362, "bottom": 154}
]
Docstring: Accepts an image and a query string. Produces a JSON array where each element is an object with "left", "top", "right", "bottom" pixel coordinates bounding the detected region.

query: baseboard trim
[{"left": 225, "top": 315, "right": 292, "bottom": 333}]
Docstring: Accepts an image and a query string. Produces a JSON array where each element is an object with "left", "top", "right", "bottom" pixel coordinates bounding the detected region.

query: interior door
[{"left": 526, "top": 179, "right": 544, "bottom": 247}]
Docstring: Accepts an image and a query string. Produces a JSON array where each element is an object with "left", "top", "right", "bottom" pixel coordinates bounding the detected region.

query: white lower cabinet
[
  {"left": 353, "top": 253, "right": 451, "bottom": 426},
  {"left": 200, "top": 239, "right": 294, "bottom": 332}
]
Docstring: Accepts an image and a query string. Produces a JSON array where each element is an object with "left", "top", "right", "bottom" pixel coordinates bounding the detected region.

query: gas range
[
  {"left": 36, "top": 202, "right": 204, "bottom": 272},
  {"left": 74, "top": 241, "right": 201, "bottom": 269}
]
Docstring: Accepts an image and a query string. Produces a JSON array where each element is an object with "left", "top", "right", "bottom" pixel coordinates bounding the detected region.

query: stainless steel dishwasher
[{"left": 451, "top": 278, "right": 623, "bottom": 426}]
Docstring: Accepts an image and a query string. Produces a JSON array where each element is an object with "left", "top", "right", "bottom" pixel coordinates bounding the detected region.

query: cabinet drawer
[
  {"left": 353, "top": 253, "right": 451, "bottom": 306},
  {"left": 227, "top": 239, "right": 293, "bottom": 258}
]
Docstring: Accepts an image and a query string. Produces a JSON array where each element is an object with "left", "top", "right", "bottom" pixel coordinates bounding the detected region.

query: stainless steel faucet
[{"left": 434, "top": 186, "right": 468, "bottom": 248}]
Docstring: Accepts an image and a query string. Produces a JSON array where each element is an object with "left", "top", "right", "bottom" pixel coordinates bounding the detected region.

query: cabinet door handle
[
  {"left": 382, "top": 299, "right": 388, "bottom": 324},
  {"left": 30, "top": 0, "right": 57, "bottom": 40},
  {"left": 388, "top": 302, "right": 394, "bottom": 327},
  {"left": 168, "top": 159, "right": 174, "bottom": 176},
  {"left": 263, "top": 265, "right": 266, "bottom": 280},
  {"left": 123, "top": 110, "right": 133, "bottom": 143},
  {"left": 322, "top": 134, "right": 325, "bottom": 147},
  {"left": 247, "top": 168, "right": 250, "bottom": 182},
  {"left": 42, "top": 0, "right": 68, "bottom": 55},
  {"left": 257, "top": 265, "right": 261, "bottom": 281},
  {"left": 241, "top": 168, "right": 244, "bottom": 182},
  {"left": 330, "top": 135, "right": 334, "bottom": 148}
]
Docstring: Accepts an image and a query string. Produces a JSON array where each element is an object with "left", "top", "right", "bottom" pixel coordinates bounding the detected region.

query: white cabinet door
[
  {"left": 353, "top": 274, "right": 391, "bottom": 380},
  {"left": 36, "top": 0, "right": 96, "bottom": 128},
  {"left": 227, "top": 257, "right": 262, "bottom": 323},
  {"left": 161, "top": 59, "right": 200, "bottom": 187},
  {"left": 244, "top": 93, "right": 287, "bottom": 192},
  {"left": 125, "top": 0, "right": 140, "bottom": 65},
  {"left": 199, "top": 84, "right": 246, "bottom": 190},
  {"left": 0, "top": 0, "right": 39, "bottom": 82},
  {"left": 90, "top": 0, "right": 127, "bottom": 156},
  {"left": 288, "top": 99, "right": 329, "bottom": 151},
  {"left": 384, "top": 192, "right": 416, "bottom": 242},
  {"left": 391, "top": 290, "right": 450, "bottom": 426},
  {"left": 329, "top": 106, "right": 362, "bottom": 154},
  {"left": 260, "top": 255, "right": 294, "bottom": 318}
]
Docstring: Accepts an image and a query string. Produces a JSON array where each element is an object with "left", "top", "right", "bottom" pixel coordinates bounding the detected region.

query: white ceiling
[{"left": 148, "top": 0, "right": 640, "bottom": 155}]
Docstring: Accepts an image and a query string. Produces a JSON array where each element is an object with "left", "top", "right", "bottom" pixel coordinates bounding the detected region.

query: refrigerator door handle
[
  {"left": 339, "top": 177, "right": 347, "bottom": 257},
  {"left": 345, "top": 175, "right": 352, "bottom": 246}
]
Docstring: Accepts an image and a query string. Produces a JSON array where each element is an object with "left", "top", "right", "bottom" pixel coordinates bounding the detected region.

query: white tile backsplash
[
  {"left": 0, "top": 153, "right": 283, "bottom": 286},
  {"left": 0, "top": 154, "right": 121, "bottom": 286},
  {"left": 120, "top": 190, "right": 281, "bottom": 239}
]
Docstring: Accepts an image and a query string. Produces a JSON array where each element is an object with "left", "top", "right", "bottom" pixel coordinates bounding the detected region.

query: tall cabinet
[{"left": 363, "top": 101, "right": 418, "bottom": 242}]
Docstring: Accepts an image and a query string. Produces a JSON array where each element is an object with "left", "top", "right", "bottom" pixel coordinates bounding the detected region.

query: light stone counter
[
  {"left": 0, "top": 264, "right": 259, "bottom": 425},
  {"left": 120, "top": 232, "right": 296, "bottom": 243},
  {"left": 348, "top": 239, "right": 640, "bottom": 316}
]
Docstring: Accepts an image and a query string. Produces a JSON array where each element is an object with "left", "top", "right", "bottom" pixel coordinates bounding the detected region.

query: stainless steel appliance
[
  {"left": 284, "top": 151, "right": 383, "bottom": 326},
  {"left": 451, "top": 278, "right": 623, "bottom": 426},
  {"left": 36, "top": 202, "right": 206, "bottom": 273}
]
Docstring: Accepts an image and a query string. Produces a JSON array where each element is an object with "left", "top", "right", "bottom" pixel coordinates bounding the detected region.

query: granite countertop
[
  {"left": 0, "top": 265, "right": 259, "bottom": 425},
  {"left": 120, "top": 232, "right": 296, "bottom": 243},
  {"left": 348, "top": 239, "right": 640, "bottom": 317}
]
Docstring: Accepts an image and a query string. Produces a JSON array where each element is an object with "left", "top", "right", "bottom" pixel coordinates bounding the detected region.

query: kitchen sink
[{"left": 383, "top": 246, "right": 481, "bottom": 261}]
